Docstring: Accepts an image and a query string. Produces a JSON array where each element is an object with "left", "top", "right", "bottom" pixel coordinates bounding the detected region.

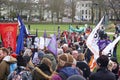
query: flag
[
  {"left": 86, "top": 16, "right": 104, "bottom": 71},
  {"left": 43, "top": 29, "right": 47, "bottom": 38},
  {"left": 16, "top": 15, "right": 27, "bottom": 54},
  {"left": 102, "top": 36, "right": 120, "bottom": 55},
  {"left": 36, "top": 29, "right": 38, "bottom": 37},
  {"left": 0, "top": 23, "right": 18, "bottom": 51},
  {"left": 86, "top": 16, "right": 104, "bottom": 60},
  {"left": 47, "top": 34, "right": 57, "bottom": 56},
  {"left": 57, "top": 26, "right": 60, "bottom": 39}
]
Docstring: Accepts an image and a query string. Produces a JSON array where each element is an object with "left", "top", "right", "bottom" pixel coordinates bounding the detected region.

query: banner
[
  {"left": 69, "top": 25, "right": 85, "bottom": 33},
  {"left": 0, "top": 23, "right": 18, "bottom": 51}
]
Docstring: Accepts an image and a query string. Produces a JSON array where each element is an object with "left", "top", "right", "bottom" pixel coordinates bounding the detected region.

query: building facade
[{"left": 75, "top": 0, "right": 92, "bottom": 21}]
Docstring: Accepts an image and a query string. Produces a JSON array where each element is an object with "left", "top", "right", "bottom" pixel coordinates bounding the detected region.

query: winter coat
[
  {"left": 7, "top": 66, "right": 32, "bottom": 80},
  {"left": 76, "top": 61, "right": 91, "bottom": 79},
  {"left": 52, "top": 67, "right": 80, "bottom": 80},
  {"left": 0, "top": 56, "right": 17, "bottom": 80},
  {"left": 89, "top": 67, "right": 116, "bottom": 80}
]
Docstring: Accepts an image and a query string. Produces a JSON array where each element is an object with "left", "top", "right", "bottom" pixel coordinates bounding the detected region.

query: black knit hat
[
  {"left": 17, "top": 55, "right": 30, "bottom": 67},
  {"left": 96, "top": 55, "right": 109, "bottom": 67},
  {"left": 110, "top": 57, "right": 118, "bottom": 64}
]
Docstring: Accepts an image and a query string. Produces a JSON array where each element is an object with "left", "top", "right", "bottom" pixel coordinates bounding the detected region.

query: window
[
  {"left": 86, "top": 10, "right": 87, "bottom": 14},
  {"left": 82, "top": 4, "right": 84, "bottom": 7},
  {"left": 82, "top": 10, "right": 84, "bottom": 14}
]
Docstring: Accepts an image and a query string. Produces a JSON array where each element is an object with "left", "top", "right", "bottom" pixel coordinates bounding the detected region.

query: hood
[
  {"left": 60, "top": 67, "right": 80, "bottom": 77},
  {"left": 3, "top": 56, "right": 17, "bottom": 63},
  {"left": 43, "top": 54, "right": 57, "bottom": 71}
]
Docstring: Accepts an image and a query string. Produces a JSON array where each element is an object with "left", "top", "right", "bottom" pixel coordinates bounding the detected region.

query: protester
[
  {"left": 110, "top": 57, "right": 119, "bottom": 80},
  {"left": 76, "top": 53, "right": 91, "bottom": 79},
  {"left": 89, "top": 55, "right": 116, "bottom": 80},
  {"left": 32, "top": 55, "right": 53, "bottom": 80},
  {"left": 71, "top": 50, "right": 78, "bottom": 60},
  {"left": 52, "top": 54, "right": 81, "bottom": 80},
  {"left": 7, "top": 55, "right": 32, "bottom": 80},
  {"left": 0, "top": 47, "right": 17, "bottom": 80}
]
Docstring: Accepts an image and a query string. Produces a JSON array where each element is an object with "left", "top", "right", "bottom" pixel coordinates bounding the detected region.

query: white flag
[
  {"left": 86, "top": 16, "right": 104, "bottom": 60},
  {"left": 102, "top": 36, "right": 120, "bottom": 55}
]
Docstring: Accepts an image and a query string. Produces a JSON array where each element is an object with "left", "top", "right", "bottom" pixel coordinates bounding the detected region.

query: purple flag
[{"left": 47, "top": 34, "right": 57, "bottom": 56}]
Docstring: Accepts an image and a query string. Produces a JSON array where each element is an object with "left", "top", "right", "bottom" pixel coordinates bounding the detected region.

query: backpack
[
  {"left": 11, "top": 70, "right": 32, "bottom": 80},
  {"left": 12, "top": 71, "right": 25, "bottom": 80}
]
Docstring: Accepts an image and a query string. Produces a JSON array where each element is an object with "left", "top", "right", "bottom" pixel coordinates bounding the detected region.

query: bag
[{"left": 12, "top": 71, "right": 25, "bottom": 80}]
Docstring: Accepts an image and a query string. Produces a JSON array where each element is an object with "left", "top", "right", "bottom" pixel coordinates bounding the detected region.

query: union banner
[{"left": 0, "top": 23, "right": 18, "bottom": 51}]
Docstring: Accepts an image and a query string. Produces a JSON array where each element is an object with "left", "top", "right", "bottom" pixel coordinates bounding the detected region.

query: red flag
[{"left": 0, "top": 23, "right": 18, "bottom": 51}]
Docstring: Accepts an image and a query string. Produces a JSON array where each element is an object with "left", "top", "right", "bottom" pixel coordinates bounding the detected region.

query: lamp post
[
  {"left": 95, "top": 3, "right": 98, "bottom": 25},
  {"left": 93, "top": 3, "right": 98, "bottom": 25}
]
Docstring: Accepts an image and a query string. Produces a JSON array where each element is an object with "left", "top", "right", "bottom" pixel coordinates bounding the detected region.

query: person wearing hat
[
  {"left": 110, "top": 57, "right": 119, "bottom": 80},
  {"left": 52, "top": 54, "right": 80, "bottom": 80},
  {"left": 89, "top": 55, "right": 116, "bottom": 80}
]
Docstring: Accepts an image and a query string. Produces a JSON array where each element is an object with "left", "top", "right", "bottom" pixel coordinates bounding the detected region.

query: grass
[
  {"left": 26, "top": 24, "right": 120, "bottom": 63},
  {"left": 27, "top": 24, "right": 85, "bottom": 36}
]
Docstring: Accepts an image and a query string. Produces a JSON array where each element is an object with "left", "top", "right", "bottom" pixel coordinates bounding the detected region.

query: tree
[
  {"left": 108, "top": 0, "right": 120, "bottom": 20},
  {"left": 69, "top": 0, "right": 76, "bottom": 23},
  {"left": 49, "top": 0, "right": 65, "bottom": 23}
]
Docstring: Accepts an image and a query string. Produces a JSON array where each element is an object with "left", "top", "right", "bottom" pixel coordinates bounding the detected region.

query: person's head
[
  {"left": 107, "top": 60, "right": 114, "bottom": 71},
  {"left": 77, "top": 53, "right": 85, "bottom": 61},
  {"left": 23, "top": 49, "right": 32, "bottom": 57},
  {"left": 7, "top": 46, "right": 13, "bottom": 54},
  {"left": 110, "top": 57, "right": 119, "bottom": 70},
  {"left": 0, "top": 47, "right": 9, "bottom": 61},
  {"left": 38, "top": 50, "right": 44, "bottom": 60},
  {"left": 72, "top": 50, "right": 78, "bottom": 60},
  {"left": 96, "top": 55, "right": 109, "bottom": 68},
  {"left": 67, "top": 75, "right": 86, "bottom": 80},
  {"left": 62, "top": 44, "right": 68, "bottom": 52},
  {"left": 17, "top": 55, "right": 30, "bottom": 67},
  {"left": 58, "top": 54, "right": 74, "bottom": 67}
]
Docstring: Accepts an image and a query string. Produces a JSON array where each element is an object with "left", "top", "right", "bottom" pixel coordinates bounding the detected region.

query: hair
[
  {"left": 17, "top": 55, "right": 30, "bottom": 67},
  {"left": 0, "top": 47, "right": 9, "bottom": 55},
  {"left": 96, "top": 55, "right": 109, "bottom": 67},
  {"left": 7, "top": 46, "right": 13, "bottom": 51},
  {"left": 77, "top": 53, "right": 85, "bottom": 61},
  {"left": 58, "top": 54, "right": 74, "bottom": 67}
]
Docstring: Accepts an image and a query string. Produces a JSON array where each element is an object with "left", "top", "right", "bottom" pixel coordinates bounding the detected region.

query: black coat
[
  {"left": 76, "top": 61, "right": 91, "bottom": 79},
  {"left": 89, "top": 68, "right": 116, "bottom": 80}
]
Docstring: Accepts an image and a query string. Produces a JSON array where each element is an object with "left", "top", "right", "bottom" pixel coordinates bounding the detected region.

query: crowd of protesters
[{"left": 0, "top": 24, "right": 120, "bottom": 80}]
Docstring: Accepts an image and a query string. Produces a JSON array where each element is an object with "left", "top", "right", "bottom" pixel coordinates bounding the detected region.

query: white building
[{"left": 75, "top": 0, "right": 92, "bottom": 21}]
